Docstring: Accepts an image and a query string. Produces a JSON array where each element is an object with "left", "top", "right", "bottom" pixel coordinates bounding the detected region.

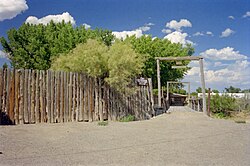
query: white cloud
[
  {"left": 162, "top": 29, "right": 172, "bottom": 34},
  {"left": 206, "top": 31, "right": 213, "bottom": 36},
  {"left": 193, "top": 31, "right": 213, "bottom": 37},
  {"left": 214, "top": 62, "right": 222, "bottom": 67},
  {"left": 220, "top": 28, "right": 234, "bottom": 38},
  {"left": 243, "top": 11, "right": 250, "bottom": 18},
  {"left": 204, "top": 60, "right": 250, "bottom": 84},
  {"left": 0, "top": 0, "right": 28, "bottom": 21},
  {"left": 165, "top": 19, "right": 192, "bottom": 32},
  {"left": 138, "top": 26, "right": 151, "bottom": 32},
  {"left": 200, "top": 47, "right": 247, "bottom": 61},
  {"left": 184, "top": 48, "right": 250, "bottom": 91},
  {"left": 185, "top": 61, "right": 250, "bottom": 91},
  {"left": 83, "top": 23, "right": 91, "bottom": 29},
  {"left": 193, "top": 32, "right": 204, "bottom": 36},
  {"left": 228, "top": 16, "right": 235, "bottom": 19},
  {"left": 145, "top": 23, "right": 154, "bottom": 26},
  {"left": 0, "top": 50, "right": 7, "bottom": 58},
  {"left": 112, "top": 23, "right": 154, "bottom": 40},
  {"left": 112, "top": 29, "right": 143, "bottom": 40},
  {"left": 164, "top": 31, "right": 194, "bottom": 45},
  {"left": 25, "top": 12, "right": 76, "bottom": 25}
]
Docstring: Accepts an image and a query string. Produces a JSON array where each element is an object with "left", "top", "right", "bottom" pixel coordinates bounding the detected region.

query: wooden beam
[
  {"left": 157, "top": 59, "right": 161, "bottom": 107},
  {"left": 155, "top": 56, "right": 203, "bottom": 61},
  {"left": 172, "top": 66, "right": 187, "bottom": 69},
  {"left": 167, "top": 81, "right": 190, "bottom": 84}
]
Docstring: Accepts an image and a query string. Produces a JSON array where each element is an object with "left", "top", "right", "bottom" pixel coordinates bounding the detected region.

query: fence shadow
[{"left": 0, "top": 111, "right": 14, "bottom": 125}]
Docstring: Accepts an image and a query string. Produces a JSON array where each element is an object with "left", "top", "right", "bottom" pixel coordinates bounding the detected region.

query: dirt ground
[{"left": 1, "top": 106, "right": 250, "bottom": 166}]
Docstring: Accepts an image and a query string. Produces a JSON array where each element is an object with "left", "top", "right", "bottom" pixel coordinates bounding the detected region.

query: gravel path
[{"left": 1, "top": 106, "right": 250, "bottom": 166}]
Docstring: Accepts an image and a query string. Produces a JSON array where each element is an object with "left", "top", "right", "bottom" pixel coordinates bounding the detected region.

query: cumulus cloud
[
  {"left": 138, "top": 26, "right": 151, "bottom": 32},
  {"left": 165, "top": 19, "right": 192, "bottom": 32},
  {"left": 228, "top": 16, "right": 235, "bottom": 19},
  {"left": 206, "top": 31, "right": 213, "bottom": 36},
  {"left": 204, "top": 60, "right": 250, "bottom": 84},
  {"left": 185, "top": 61, "right": 250, "bottom": 91},
  {"left": 200, "top": 47, "right": 247, "bottom": 60},
  {"left": 0, "top": 50, "right": 7, "bottom": 58},
  {"left": 220, "top": 28, "right": 234, "bottom": 38},
  {"left": 0, "top": 0, "right": 28, "bottom": 21},
  {"left": 83, "top": 23, "right": 91, "bottom": 29},
  {"left": 162, "top": 29, "right": 172, "bottom": 34},
  {"left": 25, "top": 12, "right": 76, "bottom": 25},
  {"left": 243, "top": 11, "right": 250, "bottom": 18},
  {"left": 193, "top": 31, "right": 213, "bottom": 37},
  {"left": 112, "top": 29, "right": 143, "bottom": 40},
  {"left": 112, "top": 23, "right": 154, "bottom": 40},
  {"left": 193, "top": 32, "right": 204, "bottom": 36},
  {"left": 164, "top": 31, "right": 194, "bottom": 45},
  {"left": 145, "top": 23, "right": 154, "bottom": 26},
  {"left": 184, "top": 47, "right": 250, "bottom": 91}
]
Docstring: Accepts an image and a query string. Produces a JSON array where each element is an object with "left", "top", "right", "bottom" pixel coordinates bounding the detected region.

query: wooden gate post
[
  {"left": 157, "top": 59, "right": 161, "bottom": 107},
  {"left": 199, "top": 58, "right": 207, "bottom": 115}
]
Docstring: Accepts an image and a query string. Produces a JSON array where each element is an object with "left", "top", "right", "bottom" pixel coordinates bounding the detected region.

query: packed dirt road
[{"left": 1, "top": 107, "right": 250, "bottom": 166}]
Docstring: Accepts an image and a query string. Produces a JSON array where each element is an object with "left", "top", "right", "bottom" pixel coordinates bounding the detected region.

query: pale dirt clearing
[{"left": 1, "top": 107, "right": 250, "bottom": 166}]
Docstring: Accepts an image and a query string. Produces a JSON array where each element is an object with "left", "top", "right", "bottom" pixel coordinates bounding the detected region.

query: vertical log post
[
  {"left": 31, "top": 70, "right": 35, "bottom": 123},
  {"left": 14, "top": 70, "right": 20, "bottom": 124},
  {"left": 207, "top": 88, "right": 211, "bottom": 116},
  {"left": 19, "top": 69, "right": 24, "bottom": 124},
  {"left": 157, "top": 59, "right": 161, "bottom": 107},
  {"left": 35, "top": 70, "right": 39, "bottom": 123},
  {"left": 199, "top": 58, "right": 207, "bottom": 115}
]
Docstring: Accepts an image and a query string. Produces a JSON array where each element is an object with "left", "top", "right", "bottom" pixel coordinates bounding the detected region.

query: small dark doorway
[{"left": 169, "top": 93, "right": 187, "bottom": 106}]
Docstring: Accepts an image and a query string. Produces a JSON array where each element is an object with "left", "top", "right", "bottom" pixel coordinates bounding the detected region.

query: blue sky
[{"left": 0, "top": 0, "right": 250, "bottom": 91}]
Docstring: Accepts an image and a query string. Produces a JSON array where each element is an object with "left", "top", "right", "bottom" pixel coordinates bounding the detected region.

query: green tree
[
  {"left": 241, "top": 89, "right": 250, "bottom": 93},
  {"left": 105, "top": 40, "right": 146, "bottom": 91},
  {"left": 212, "top": 89, "right": 219, "bottom": 93},
  {"left": 125, "top": 35, "right": 194, "bottom": 88},
  {"left": 196, "top": 87, "right": 210, "bottom": 93},
  {"left": 0, "top": 21, "right": 114, "bottom": 70},
  {"left": 224, "top": 86, "right": 241, "bottom": 93},
  {"left": 2, "top": 62, "right": 8, "bottom": 69},
  {"left": 196, "top": 87, "right": 202, "bottom": 93},
  {"left": 51, "top": 39, "right": 146, "bottom": 92}
]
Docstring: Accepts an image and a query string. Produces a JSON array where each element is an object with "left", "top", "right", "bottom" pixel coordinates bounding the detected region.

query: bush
[
  {"left": 51, "top": 39, "right": 146, "bottom": 93},
  {"left": 210, "top": 94, "right": 237, "bottom": 117},
  {"left": 119, "top": 115, "right": 135, "bottom": 122},
  {"left": 98, "top": 121, "right": 108, "bottom": 126}
]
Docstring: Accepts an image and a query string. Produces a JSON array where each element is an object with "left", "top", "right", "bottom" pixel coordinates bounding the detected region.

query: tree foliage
[
  {"left": 224, "top": 86, "right": 241, "bottom": 93},
  {"left": 124, "top": 36, "right": 194, "bottom": 88},
  {"left": 0, "top": 21, "right": 114, "bottom": 70},
  {"left": 51, "top": 39, "right": 146, "bottom": 92}
]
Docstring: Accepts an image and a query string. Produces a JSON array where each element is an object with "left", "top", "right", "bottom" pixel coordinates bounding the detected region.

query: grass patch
[
  {"left": 119, "top": 115, "right": 135, "bottom": 122},
  {"left": 234, "top": 119, "right": 246, "bottom": 124},
  {"left": 97, "top": 121, "right": 108, "bottom": 126},
  {"left": 212, "top": 112, "right": 228, "bottom": 119}
]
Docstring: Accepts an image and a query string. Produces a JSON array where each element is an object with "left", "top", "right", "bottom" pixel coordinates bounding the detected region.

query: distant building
[{"left": 198, "top": 93, "right": 250, "bottom": 99}]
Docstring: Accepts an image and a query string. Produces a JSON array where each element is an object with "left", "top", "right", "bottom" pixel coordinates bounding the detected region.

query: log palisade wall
[{"left": 0, "top": 68, "right": 154, "bottom": 125}]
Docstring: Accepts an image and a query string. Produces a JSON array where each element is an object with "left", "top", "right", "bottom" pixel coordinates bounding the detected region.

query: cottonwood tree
[
  {"left": 125, "top": 35, "right": 194, "bottom": 88},
  {"left": 51, "top": 39, "right": 146, "bottom": 92},
  {"left": 0, "top": 21, "right": 114, "bottom": 70}
]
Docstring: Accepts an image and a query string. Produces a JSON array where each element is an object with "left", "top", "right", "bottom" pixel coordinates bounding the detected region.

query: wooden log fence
[
  {"left": 189, "top": 97, "right": 203, "bottom": 112},
  {"left": 0, "top": 68, "right": 154, "bottom": 125}
]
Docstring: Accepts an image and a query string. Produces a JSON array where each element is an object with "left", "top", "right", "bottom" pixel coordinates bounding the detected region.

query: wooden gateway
[{"left": 169, "top": 93, "right": 187, "bottom": 106}]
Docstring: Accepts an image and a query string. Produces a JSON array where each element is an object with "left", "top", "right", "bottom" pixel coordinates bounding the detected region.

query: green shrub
[
  {"left": 98, "top": 121, "right": 108, "bottom": 126},
  {"left": 210, "top": 94, "right": 237, "bottom": 117},
  {"left": 119, "top": 115, "right": 135, "bottom": 122}
]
